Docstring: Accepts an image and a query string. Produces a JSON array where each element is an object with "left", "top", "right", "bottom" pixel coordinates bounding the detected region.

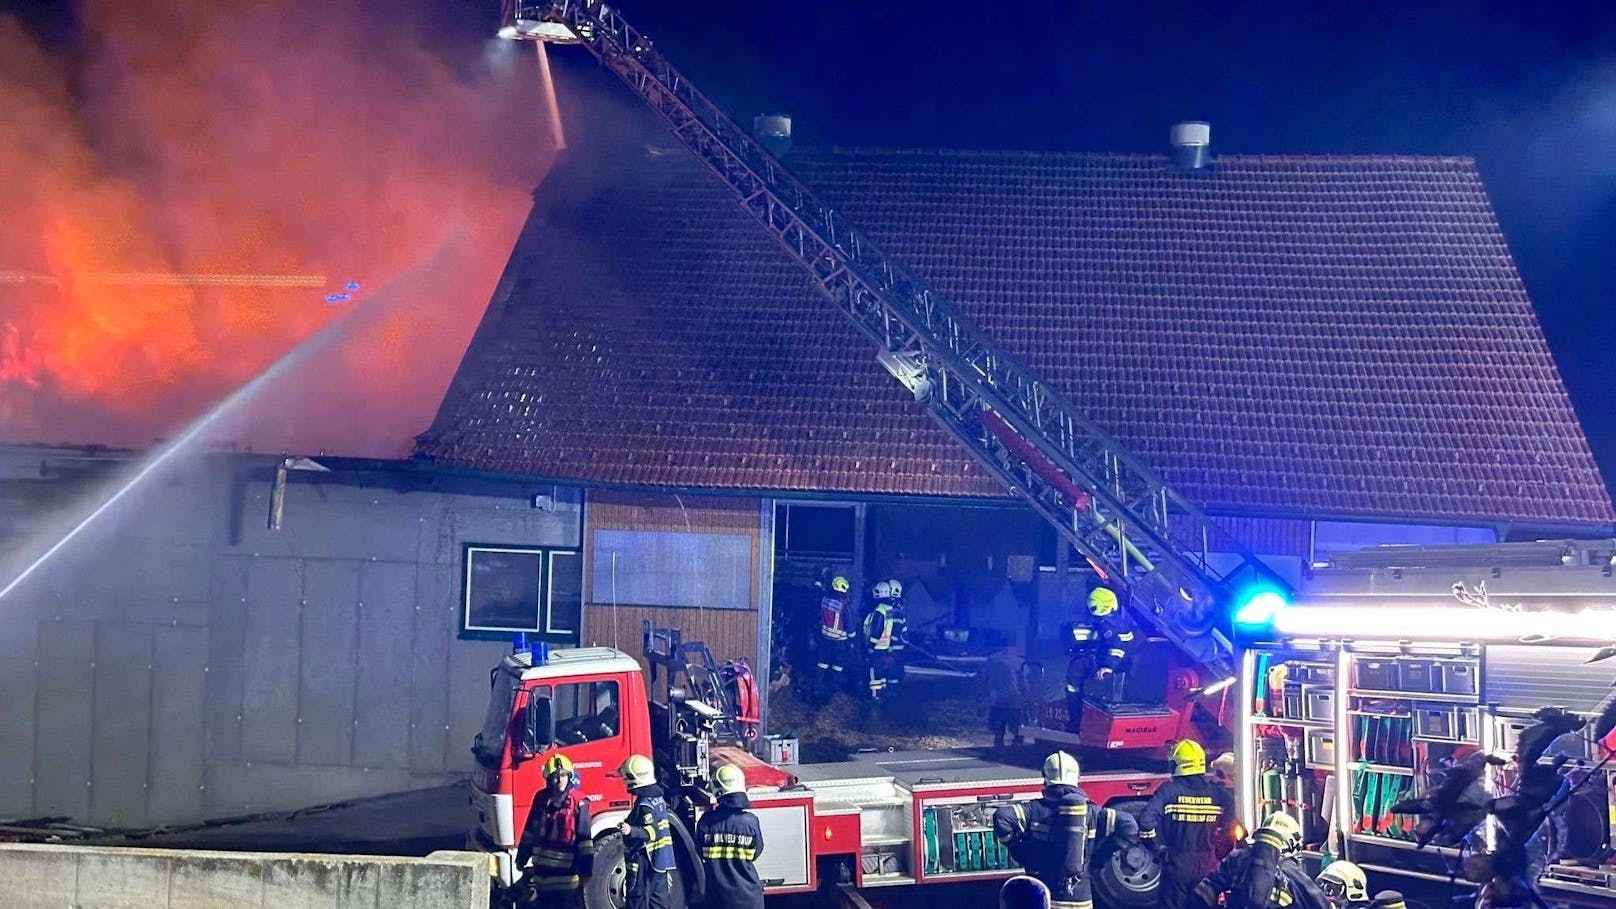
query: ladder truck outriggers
[{"left": 472, "top": 0, "right": 1291, "bottom": 903}]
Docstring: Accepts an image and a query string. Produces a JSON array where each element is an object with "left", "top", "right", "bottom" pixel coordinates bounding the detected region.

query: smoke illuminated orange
[{"left": 0, "top": 1, "right": 552, "bottom": 456}]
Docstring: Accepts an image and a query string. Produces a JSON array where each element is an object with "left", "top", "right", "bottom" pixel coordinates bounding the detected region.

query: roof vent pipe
[
  {"left": 1170, "top": 121, "right": 1212, "bottom": 171},
  {"left": 754, "top": 114, "right": 792, "bottom": 158}
]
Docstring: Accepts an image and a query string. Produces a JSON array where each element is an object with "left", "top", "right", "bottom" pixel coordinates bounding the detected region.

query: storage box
[
  {"left": 1305, "top": 729, "right": 1335, "bottom": 767},
  {"left": 765, "top": 736, "right": 800, "bottom": 766},
  {"left": 1282, "top": 682, "right": 1304, "bottom": 720},
  {"left": 1397, "top": 659, "right": 1436, "bottom": 693},
  {"left": 1436, "top": 661, "right": 1478, "bottom": 696},
  {"left": 1303, "top": 686, "right": 1336, "bottom": 723},
  {"left": 1415, "top": 705, "right": 1457, "bottom": 740},
  {"left": 1356, "top": 659, "right": 1396, "bottom": 691},
  {"left": 1455, "top": 707, "right": 1480, "bottom": 743}
]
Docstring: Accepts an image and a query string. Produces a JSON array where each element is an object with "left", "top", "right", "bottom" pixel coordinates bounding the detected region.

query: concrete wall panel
[
  {"left": 410, "top": 564, "right": 453, "bottom": 771},
  {"left": 75, "top": 848, "right": 171, "bottom": 909},
  {"left": 168, "top": 853, "right": 265, "bottom": 909},
  {"left": 203, "top": 760, "right": 449, "bottom": 816},
  {"left": 447, "top": 639, "right": 508, "bottom": 774},
  {"left": 149, "top": 624, "right": 208, "bottom": 824},
  {"left": 0, "top": 618, "right": 38, "bottom": 817},
  {"left": 298, "top": 560, "right": 359, "bottom": 766},
  {"left": 33, "top": 619, "right": 95, "bottom": 819},
  {"left": 90, "top": 623, "right": 155, "bottom": 827},
  {"left": 241, "top": 558, "right": 303, "bottom": 763},
  {"left": 356, "top": 561, "right": 416, "bottom": 769},
  {"left": 204, "top": 558, "right": 249, "bottom": 763}
]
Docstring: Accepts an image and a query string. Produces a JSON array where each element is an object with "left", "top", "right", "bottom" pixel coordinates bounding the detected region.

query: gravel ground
[{"left": 769, "top": 681, "right": 989, "bottom": 763}]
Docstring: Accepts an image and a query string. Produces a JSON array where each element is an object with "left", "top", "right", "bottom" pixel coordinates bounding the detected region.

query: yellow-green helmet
[
  {"left": 1170, "top": 739, "right": 1207, "bottom": 777},
  {"left": 714, "top": 763, "right": 747, "bottom": 797},
  {"left": 1254, "top": 811, "right": 1303, "bottom": 855},
  {"left": 619, "top": 753, "right": 656, "bottom": 789},
  {"left": 831, "top": 576, "right": 850, "bottom": 594},
  {"left": 543, "top": 752, "right": 575, "bottom": 779},
  {"left": 1088, "top": 587, "right": 1119, "bottom": 616}
]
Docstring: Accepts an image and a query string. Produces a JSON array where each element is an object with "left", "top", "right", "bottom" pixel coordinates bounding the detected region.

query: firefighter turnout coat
[
  {"left": 993, "top": 784, "right": 1139, "bottom": 909},
  {"left": 696, "top": 792, "right": 766, "bottom": 909},
  {"left": 624, "top": 786, "right": 678, "bottom": 909},
  {"left": 1188, "top": 839, "right": 1330, "bottom": 909},
  {"left": 1140, "top": 774, "right": 1236, "bottom": 909}
]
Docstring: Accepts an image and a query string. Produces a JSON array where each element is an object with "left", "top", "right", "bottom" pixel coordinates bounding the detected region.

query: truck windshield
[{"left": 473, "top": 672, "right": 519, "bottom": 766}]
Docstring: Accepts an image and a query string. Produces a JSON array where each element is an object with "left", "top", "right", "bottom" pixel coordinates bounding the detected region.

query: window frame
[{"left": 461, "top": 542, "right": 583, "bottom": 641}]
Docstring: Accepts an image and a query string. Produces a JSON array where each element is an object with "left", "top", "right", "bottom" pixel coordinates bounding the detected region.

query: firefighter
[
  {"left": 1368, "top": 892, "right": 1405, "bottom": 909},
  {"left": 1315, "top": 861, "right": 1369, "bottom": 909},
  {"left": 1088, "top": 586, "right": 1137, "bottom": 704},
  {"left": 992, "top": 751, "right": 1140, "bottom": 909},
  {"left": 886, "top": 579, "right": 909, "bottom": 687},
  {"left": 696, "top": 764, "right": 765, "bottom": 909},
  {"left": 514, "top": 753, "right": 593, "bottom": 908},
  {"left": 1139, "top": 740, "right": 1236, "bottom": 909},
  {"left": 1210, "top": 752, "right": 1237, "bottom": 790},
  {"left": 1062, "top": 620, "right": 1098, "bottom": 734},
  {"left": 617, "top": 754, "right": 676, "bottom": 909},
  {"left": 863, "top": 594, "right": 899, "bottom": 702},
  {"left": 815, "top": 575, "right": 854, "bottom": 700},
  {"left": 980, "top": 643, "right": 1027, "bottom": 749},
  {"left": 1188, "top": 812, "right": 1330, "bottom": 909}
]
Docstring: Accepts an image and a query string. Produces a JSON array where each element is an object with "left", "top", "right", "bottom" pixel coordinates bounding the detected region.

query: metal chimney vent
[
  {"left": 753, "top": 114, "right": 792, "bottom": 157},
  {"left": 1170, "top": 121, "right": 1212, "bottom": 171}
]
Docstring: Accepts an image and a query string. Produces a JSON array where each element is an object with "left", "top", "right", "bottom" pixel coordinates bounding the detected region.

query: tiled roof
[{"left": 419, "top": 144, "right": 1613, "bottom": 527}]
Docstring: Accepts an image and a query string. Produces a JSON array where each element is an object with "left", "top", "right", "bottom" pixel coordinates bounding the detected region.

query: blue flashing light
[
  {"left": 513, "top": 632, "right": 532, "bottom": 655},
  {"left": 344, "top": 280, "right": 361, "bottom": 292},
  {"left": 1232, "top": 589, "right": 1289, "bottom": 629}
]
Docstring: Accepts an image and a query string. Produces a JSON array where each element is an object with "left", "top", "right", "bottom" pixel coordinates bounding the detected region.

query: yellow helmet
[
  {"left": 1042, "top": 751, "right": 1081, "bottom": 787},
  {"left": 1317, "top": 861, "right": 1368, "bottom": 904},
  {"left": 1255, "top": 811, "right": 1303, "bottom": 855},
  {"left": 831, "top": 576, "right": 850, "bottom": 594},
  {"left": 1170, "top": 739, "right": 1207, "bottom": 777},
  {"left": 543, "top": 752, "right": 575, "bottom": 778},
  {"left": 714, "top": 763, "right": 747, "bottom": 797},
  {"left": 1088, "top": 587, "right": 1119, "bottom": 616},
  {"left": 619, "top": 754, "right": 656, "bottom": 789}
]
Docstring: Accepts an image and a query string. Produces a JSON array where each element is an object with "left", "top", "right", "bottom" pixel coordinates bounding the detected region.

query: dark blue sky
[{"left": 600, "top": 0, "right": 1616, "bottom": 499}]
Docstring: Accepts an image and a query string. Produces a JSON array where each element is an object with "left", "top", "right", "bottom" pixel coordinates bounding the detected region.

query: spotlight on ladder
[
  {"left": 876, "top": 349, "right": 932, "bottom": 401},
  {"left": 498, "top": 4, "right": 585, "bottom": 43}
]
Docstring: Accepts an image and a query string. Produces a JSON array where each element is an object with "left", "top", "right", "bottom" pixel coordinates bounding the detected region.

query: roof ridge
[{"left": 789, "top": 146, "right": 1478, "bottom": 167}]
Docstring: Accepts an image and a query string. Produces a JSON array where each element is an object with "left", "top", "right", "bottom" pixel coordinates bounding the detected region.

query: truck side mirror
[{"left": 518, "top": 693, "right": 554, "bottom": 761}]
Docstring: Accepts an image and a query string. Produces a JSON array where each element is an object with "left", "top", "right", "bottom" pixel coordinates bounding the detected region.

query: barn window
[{"left": 462, "top": 544, "right": 583, "bottom": 640}]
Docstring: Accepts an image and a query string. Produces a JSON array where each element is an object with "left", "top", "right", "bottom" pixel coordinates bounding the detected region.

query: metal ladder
[{"left": 504, "top": 0, "right": 1289, "bottom": 679}]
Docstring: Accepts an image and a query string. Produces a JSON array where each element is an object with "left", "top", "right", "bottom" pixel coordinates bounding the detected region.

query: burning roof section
[{"left": 420, "top": 143, "right": 1613, "bottom": 528}]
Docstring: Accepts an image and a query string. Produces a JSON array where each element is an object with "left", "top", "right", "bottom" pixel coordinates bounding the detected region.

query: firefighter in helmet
[
  {"left": 1188, "top": 812, "right": 1330, "bottom": 909},
  {"left": 815, "top": 575, "right": 854, "bottom": 700},
  {"left": 1087, "top": 586, "right": 1137, "bottom": 704},
  {"left": 863, "top": 584, "right": 900, "bottom": 703},
  {"left": 617, "top": 754, "right": 676, "bottom": 909},
  {"left": 885, "top": 579, "right": 909, "bottom": 687},
  {"left": 696, "top": 764, "right": 765, "bottom": 909},
  {"left": 1061, "top": 618, "right": 1098, "bottom": 734},
  {"left": 515, "top": 753, "right": 593, "bottom": 908},
  {"left": 1139, "top": 740, "right": 1236, "bottom": 909},
  {"left": 1315, "top": 861, "right": 1370, "bottom": 909},
  {"left": 992, "top": 751, "right": 1140, "bottom": 909}
]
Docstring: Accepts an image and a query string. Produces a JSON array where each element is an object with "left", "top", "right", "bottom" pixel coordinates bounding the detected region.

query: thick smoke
[{"left": 0, "top": 1, "right": 551, "bottom": 456}]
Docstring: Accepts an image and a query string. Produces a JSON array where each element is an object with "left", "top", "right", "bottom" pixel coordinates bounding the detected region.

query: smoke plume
[{"left": 0, "top": 0, "right": 550, "bottom": 456}]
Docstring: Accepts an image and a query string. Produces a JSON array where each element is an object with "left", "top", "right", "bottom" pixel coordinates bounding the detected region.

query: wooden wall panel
[{"left": 581, "top": 604, "right": 759, "bottom": 672}]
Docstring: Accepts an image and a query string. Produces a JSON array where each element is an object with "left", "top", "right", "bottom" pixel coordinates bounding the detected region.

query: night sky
[{"left": 7, "top": 0, "right": 1615, "bottom": 499}]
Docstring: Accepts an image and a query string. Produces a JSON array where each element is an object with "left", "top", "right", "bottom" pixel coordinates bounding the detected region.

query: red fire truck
[{"left": 470, "top": 624, "right": 1172, "bottom": 907}]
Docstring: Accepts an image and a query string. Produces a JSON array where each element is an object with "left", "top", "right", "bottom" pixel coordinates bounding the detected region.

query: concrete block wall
[
  {"left": 0, "top": 843, "right": 488, "bottom": 909},
  {"left": 0, "top": 451, "right": 583, "bottom": 828}
]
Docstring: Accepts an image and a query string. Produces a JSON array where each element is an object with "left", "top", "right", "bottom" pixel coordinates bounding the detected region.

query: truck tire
[
  {"left": 585, "top": 822, "right": 701, "bottom": 909},
  {"left": 1091, "top": 841, "right": 1160, "bottom": 909}
]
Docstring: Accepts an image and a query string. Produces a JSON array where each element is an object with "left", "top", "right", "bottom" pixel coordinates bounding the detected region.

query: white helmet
[
  {"left": 1317, "top": 861, "right": 1368, "bottom": 905},
  {"left": 1042, "top": 751, "right": 1081, "bottom": 787},
  {"left": 888, "top": 579, "right": 903, "bottom": 598},
  {"left": 1255, "top": 811, "right": 1303, "bottom": 855},
  {"left": 714, "top": 763, "right": 747, "bottom": 797},
  {"left": 872, "top": 580, "right": 893, "bottom": 600},
  {"left": 619, "top": 754, "right": 656, "bottom": 790}
]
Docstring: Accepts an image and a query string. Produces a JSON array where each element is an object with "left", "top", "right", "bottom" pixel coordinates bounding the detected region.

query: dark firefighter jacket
[
  {"left": 1188, "top": 839, "right": 1330, "bottom": 909},
  {"left": 1139, "top": 774, "right": 1235, "bottom": 876},
  {"left": 624, "top": 786, "right": 678, "bottom": 874},
  {"left": 517, "top": 788, "right": 593, "bottom": 882},
  {"left": 1094, "top": 611, "right": 1138, "bottom": 672},
  {"left": 992, "top": 785, "right": 1139, "bottom": 909},
  {"left": 696, "top": 792, "right": 766, "bottom": 909}
]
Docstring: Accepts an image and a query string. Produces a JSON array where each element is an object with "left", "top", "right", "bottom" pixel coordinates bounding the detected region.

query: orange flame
[{"left": 0, "top": 1, "right": 552, "bottom": 456}]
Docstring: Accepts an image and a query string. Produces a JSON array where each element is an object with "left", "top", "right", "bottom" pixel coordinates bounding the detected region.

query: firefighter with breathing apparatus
[
  {"left": 1188, "top": 811, "right": 1331, "bottom": 909},
  {"left": 1087, "top": 586, "right": 1137, "bottom": 703},
  {"left": 514, "top": 753, "right": 593, "bottom": 908},
  {"left": 696, "top": 764, "right": 765, "bottom": 909},
  {"left": 1315, "top": 861, "right": 1370, "bottom": 909},
  {"left": 885, "top": 578, "right": 908, "bottom": 686},
  {"left": 815, "top": 575, "right": 854, "bottom": 700},
  {"left": 617, "top": 754, "right": 677, "bottom": 909},
  {"left": 863, "top": 583, "right": 899, "bottom": 703},
  {"left": 1140, "top": 739, "right": 1236, "bottom": 909},
  {"left": 993, "top": 750, "right": 1140, "bottom": 909}
]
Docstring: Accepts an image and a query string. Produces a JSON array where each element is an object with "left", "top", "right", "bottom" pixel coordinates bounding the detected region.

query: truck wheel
[
  {"left": 584, "top": 833, "right": 691, "bottom": 909},
  {"left": 1091, "top": 841, "right": 1160, "bottom": 909}
]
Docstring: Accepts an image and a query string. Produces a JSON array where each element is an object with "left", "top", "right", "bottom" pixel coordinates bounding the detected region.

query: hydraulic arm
[{"left": 503, "top": 0, "right": 1287, "bottom": 678}]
